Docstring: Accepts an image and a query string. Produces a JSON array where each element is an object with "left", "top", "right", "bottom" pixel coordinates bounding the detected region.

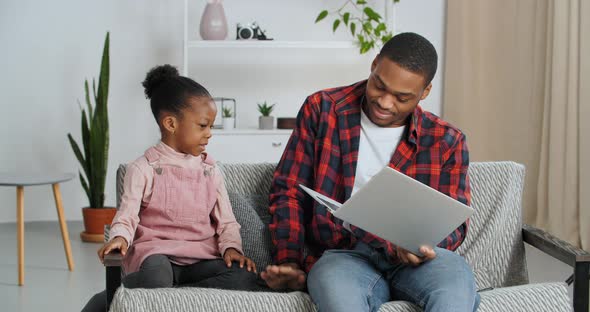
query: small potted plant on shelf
[
  {"left": 222, "top": 106, "right": 235, "bottom": 130},
  {"left": 257, "top": 101, "right": 275, "bottom": 130},
  {"left": 67, "top": 32, "right": 116, "bottom": 243}
]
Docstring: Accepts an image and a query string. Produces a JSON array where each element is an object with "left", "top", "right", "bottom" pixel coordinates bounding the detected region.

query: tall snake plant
[{"left": 67, "top": 32, "right": 110, "bottom": 208}]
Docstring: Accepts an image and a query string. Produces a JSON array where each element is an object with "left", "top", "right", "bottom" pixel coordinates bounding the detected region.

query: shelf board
[
  {"left": 212, "top": 128, "right": 293, "bottom": 135},
  {"left": 184, "top": 40, "right": 374, "bottom": 66},
  {"left": 187, "top": 40, "right": 358, "bottom": 49}
]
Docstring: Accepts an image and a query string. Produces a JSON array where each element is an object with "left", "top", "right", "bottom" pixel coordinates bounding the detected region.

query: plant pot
[
  {"left": 199, "top": 0, "right": 228, "bottom": 40},
  {"left": 222, "top": 117, "right": 235, "bottom": 130},
  {"left": 81, "top": 207, "right": 117, "bottom": 243},
  {"left": 259, "top": 116, "right": 274, "bottom": 130}
]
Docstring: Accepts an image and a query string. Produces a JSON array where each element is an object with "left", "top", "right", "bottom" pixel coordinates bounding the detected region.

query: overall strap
[
  {"left": 201, "top": 152, "right": 216, "bottom": 166},
  {"left": 144, "top": 147, "right": 160, "bottom": 163}
]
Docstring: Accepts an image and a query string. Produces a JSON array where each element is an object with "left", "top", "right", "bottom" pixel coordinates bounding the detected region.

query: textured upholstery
[
  {"left": 110, "top": 282, "right": 570, "bottom": 312},
  {"left": 110, "top": 162, "right": 571, "bottom": 312}
]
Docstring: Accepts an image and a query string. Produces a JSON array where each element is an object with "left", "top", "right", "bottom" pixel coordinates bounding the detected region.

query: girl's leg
[
  {"left": 81, "top": 291, "right": 107, "bottom": 312},
  {"left": 174, "top": 259, "right": 260, "bottom": 291},
  {"left": 81, "top": 254, "right": 174, "bottom": 312},
  {"left": 122, "top": 254, "right": 174, "bottom": 288}
]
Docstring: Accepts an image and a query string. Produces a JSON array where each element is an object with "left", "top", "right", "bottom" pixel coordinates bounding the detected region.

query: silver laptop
[{"left": 299, "top": 166, "right": 474, "bottom": 256}]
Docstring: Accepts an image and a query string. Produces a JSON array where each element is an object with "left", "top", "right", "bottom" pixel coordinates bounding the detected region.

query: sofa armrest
[
  {"left": 523, "top": 224, "right": 590, "bottom": 265},
  {"left": 104, "top": 252, "right": 123, "bottom": 267},
  {"left": 104, "top": 252, "right": 122, "bottom": 308},
  {"left": 522, "top": 224, "right": 590, "bottom": 312}
]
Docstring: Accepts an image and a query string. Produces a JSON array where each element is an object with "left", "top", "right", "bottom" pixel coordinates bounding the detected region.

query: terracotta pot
[{"left": 81, "top": 207, "right": 117, "bottom": 242}]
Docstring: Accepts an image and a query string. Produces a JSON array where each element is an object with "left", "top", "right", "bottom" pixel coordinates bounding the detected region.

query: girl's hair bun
[{"left": 142, "top": 64, "right": 179, "bottom": 99}]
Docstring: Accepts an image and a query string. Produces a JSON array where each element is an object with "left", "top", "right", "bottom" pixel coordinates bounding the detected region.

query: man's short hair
[{"left": 379, "top": 32, "right": 438, "bottom": 86}]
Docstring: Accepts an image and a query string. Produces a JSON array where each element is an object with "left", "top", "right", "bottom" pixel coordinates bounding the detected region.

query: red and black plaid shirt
[{"left": 269, "top": 80, "right": 471, "bottom": 272}]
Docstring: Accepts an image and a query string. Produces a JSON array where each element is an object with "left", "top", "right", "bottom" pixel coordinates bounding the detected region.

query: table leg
[
  {"left": 52, "top": 183, "right": 74, "bottom": 271},
  {"left": 16, "top": 186, "right": 24, "bottom": 286}
]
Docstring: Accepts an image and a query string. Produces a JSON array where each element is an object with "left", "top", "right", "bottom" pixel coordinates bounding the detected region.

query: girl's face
[{"left": 168, "top": 96, "right": 217, "bottom": 157}]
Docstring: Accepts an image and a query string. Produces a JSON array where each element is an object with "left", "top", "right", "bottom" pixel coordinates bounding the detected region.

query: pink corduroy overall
[{"left": 122, "top": 147, "right": 222, "bottom": 273}]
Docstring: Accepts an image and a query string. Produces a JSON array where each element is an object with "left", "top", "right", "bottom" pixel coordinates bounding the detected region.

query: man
[{"left": 260, "top": 33, "right": 479, "bottom": 312}]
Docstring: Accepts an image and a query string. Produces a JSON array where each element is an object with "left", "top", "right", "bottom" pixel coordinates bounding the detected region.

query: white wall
[{"left": 0, "top": 0, "right": 446, "bottom": 223}]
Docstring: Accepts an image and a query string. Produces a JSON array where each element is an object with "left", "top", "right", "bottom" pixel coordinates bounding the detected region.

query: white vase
[
  {"left": 222, "top": 117, "right": 235, "bottom": 130},
  {"left": 199, "top": 0, "right": 228, "bottom": 40}
]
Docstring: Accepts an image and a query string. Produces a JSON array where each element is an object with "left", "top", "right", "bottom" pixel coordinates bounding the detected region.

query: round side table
[{"left": 0, "top": 173, "right": 75, "bottom": 286}]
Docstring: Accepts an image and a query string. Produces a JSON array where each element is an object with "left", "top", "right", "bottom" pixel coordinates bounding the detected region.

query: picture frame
[{"left": 212, "top": 97, "right": 236, "bottom": 129}]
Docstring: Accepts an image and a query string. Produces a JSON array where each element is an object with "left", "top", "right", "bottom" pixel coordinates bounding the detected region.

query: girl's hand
[
  {"left": 97, "top": 236, "right": 128, "bottom": 264},
  {"left": 223, "top": 248, "right": 257, "bottom": 273}
]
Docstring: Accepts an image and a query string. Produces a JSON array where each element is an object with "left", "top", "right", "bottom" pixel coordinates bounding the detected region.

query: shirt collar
[
  {"left": 407, "top": 106, "right": 421, "bottom": 145},
  {"left": 334, "top": 81, "right": 366, "bottom": 115}
]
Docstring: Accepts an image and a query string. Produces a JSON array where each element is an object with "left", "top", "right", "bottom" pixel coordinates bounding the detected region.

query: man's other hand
[
  {"left": 396, "top": 246, "right": 436, "bottom": 266},
  {"left": 260, "top": 262, "right": 306, "bottom": 290}
]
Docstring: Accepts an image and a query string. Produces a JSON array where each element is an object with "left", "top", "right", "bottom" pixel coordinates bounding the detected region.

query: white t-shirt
[
  {"left": 352, "top": 109, "right": 406, "bottom": 195},
  {"left": 342, "top": 110, "right": 405, "bottom": 231}
]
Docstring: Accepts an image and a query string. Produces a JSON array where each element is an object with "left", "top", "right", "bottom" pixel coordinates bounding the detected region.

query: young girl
[{"left": 82, "top": 65, "right": 257, "bottom": 312}]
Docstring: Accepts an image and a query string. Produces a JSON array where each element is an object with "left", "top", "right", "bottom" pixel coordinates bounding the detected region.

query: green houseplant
[
  {"left": 315, "top": 0, "right": 400, "bottom": 54},
  {"left": 67, "top": 32, "right": 116, "bottom": 242},
  {"left": 257, "top": 101, "right": 275, "bottom": 130}
]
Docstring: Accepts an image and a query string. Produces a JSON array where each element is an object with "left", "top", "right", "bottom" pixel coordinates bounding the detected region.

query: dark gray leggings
[{"left": 82, "top": 254, "right": 261, "bottom": 312}]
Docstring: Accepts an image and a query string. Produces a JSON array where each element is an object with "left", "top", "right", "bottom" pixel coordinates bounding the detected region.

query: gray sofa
[{"left": 104, "top": 162, "right": 589, "bottom": 312}]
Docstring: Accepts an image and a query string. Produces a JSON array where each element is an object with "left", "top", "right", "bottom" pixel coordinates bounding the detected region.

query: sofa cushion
[
  {"left": 109, "top": 282, "right": 571, "bottom": 312},
  {"left": 378, "top": 282, "right": 571, "bottom": 312},
  {"left": 228, "top": 192, "right": 274, "bottom": 271},
  {"left": 110, "top": 287, "right": 316, "bottom": 312},
  {"left": 457, "top": 162, "right": 529, "bottom": 289}
]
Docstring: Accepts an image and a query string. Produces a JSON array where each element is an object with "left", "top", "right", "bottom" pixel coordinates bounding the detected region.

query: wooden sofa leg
[
  {"left": 106, "top": 266, "right": 122, "bottom": 308},
  {"left": 573, "top": 262, "right": 589, "bottom": 312}
]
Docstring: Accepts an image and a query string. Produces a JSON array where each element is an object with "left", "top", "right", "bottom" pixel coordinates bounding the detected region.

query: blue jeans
[{"left": 307, "top": 242, "right": 480, "bottom": 312}]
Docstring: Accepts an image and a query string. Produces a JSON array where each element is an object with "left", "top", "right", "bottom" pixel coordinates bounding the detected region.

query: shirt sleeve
[
  {"left": 437, "top": 132, "right": 471, "bottom": 251},
  {"left": 268, "top": 95, "right": 319, "bottom": 267},
  {"left": 210, "top": 167, "right": 243, "bottom": 257},
  {"left": 108, "top": 163, "right": 148, "bottom": 246}
]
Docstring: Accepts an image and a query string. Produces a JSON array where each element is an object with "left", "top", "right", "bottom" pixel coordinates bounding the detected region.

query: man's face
[{"left": 364, "top": 56, "right": 432, "bottom": 127}]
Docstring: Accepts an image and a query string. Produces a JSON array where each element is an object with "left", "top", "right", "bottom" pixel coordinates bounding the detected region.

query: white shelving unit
[
  {"left": 180, "top": 0, "right": 396, "bottom": 70},
  {"left": 186, "top": 40, "right": 357, "bottom": 49},
  {"left": 212, "top": 129, "right": 292, "bottom": 136},
  {"left": 182, "top": 0, "right": 398, "bottom": 69},
  {"left": 180, "top": 0, "right": 394, "bottom": 162}
]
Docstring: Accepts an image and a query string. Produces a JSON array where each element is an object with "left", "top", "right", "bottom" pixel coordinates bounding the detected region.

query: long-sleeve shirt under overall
[{"left": 109, "top": 142, "right": 243, "bottom": 273}]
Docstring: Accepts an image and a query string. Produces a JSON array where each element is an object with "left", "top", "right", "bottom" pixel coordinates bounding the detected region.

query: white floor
[
  {"left": 0, "top": 221, "right": 576, "bottom": 312},
  {"left": 0, "top": 222, "right": 104, "bottom": 312}
]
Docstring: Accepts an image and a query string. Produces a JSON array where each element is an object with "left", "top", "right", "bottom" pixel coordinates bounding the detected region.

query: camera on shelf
[
  {"left": 236, "top": 22, "right": 272, "bottom": 40},
  {"left": 236, "top": 22, "right": 258, "bottom": 40}
]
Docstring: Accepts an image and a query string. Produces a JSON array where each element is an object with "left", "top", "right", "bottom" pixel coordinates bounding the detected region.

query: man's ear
[
  {"left": 161, "top": 114, "right": 178, "bottom": 135},
  {"left": 420, "top": 83, "right": 432, "bottom": 101}
]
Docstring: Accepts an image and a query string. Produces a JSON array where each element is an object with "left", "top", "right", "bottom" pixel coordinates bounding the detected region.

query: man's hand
[
  {"left": 260, "top": 263, "right": 306, "bottom": 290},
  {"left": 223, "top": 248, "right": 257, "bottom": 272},
  {"left": 396, "top": 246, "right": 437, "bottom": 266},
  {"left": 97, "top": 236, "right": 128, "bottom": 264}
]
